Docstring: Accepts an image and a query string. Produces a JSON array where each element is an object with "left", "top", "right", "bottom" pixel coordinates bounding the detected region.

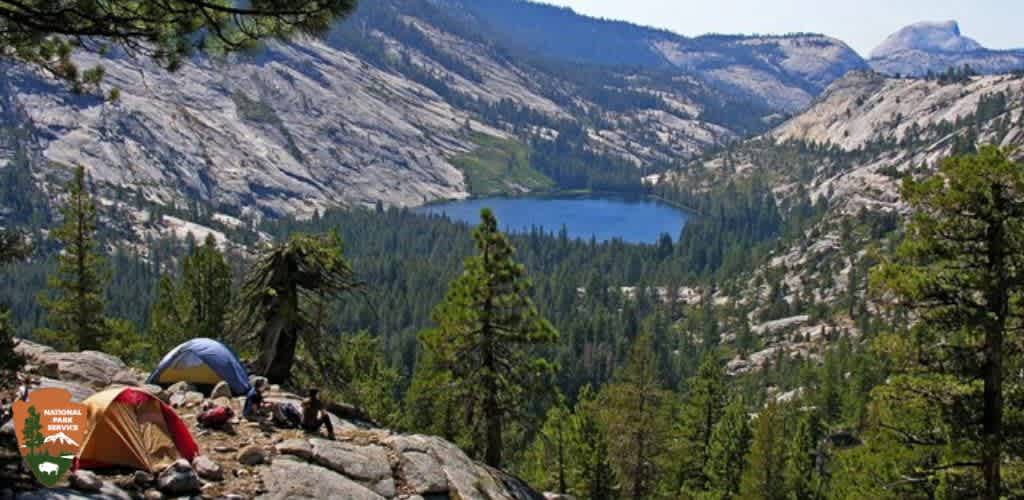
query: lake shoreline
[{"left": 414, "top": 192, "right": 690, "bottom": 244}]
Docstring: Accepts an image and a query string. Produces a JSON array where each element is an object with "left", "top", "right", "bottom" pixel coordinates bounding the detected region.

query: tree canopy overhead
[{"left": 0, "top": 0, "right": 358, "bottom": 86}]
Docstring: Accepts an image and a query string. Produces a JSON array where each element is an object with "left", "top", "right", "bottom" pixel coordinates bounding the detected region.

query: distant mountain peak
[{"left": 870, "top": 20, "right": 983, "bottom": 59}]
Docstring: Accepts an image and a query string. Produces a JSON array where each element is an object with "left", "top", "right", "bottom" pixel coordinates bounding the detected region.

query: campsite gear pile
[
  {"left": 8, "top": 336, "right": 343, "bottom": 497},
  {"left": 197, "top": 404, "right": 235, "bottom": 429},
  {"left": 73, "top": 338, "right": 252, "bottom": 474}
]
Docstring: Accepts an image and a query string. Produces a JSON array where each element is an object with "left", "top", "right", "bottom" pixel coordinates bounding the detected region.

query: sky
[{"left": 541, "top": 0, "right": 1024, "bottom": 57}]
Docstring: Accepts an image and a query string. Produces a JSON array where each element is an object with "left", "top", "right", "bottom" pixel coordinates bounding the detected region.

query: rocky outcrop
[
  {"left": 7, "top": 341, "right": 542, "bottom": 500},
  {"left": 14, "top": 340, "right": 139, "bottom": 390}
]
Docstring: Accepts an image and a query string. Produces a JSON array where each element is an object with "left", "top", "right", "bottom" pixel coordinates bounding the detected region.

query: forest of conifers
[{"left": 3, "top": 144, "right": 1023, "bottom": 498}]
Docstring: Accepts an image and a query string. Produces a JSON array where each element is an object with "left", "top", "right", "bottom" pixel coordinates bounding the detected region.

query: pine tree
[
  {"left": 235, "top": 232, "right": 361, "bottom": 383},
  {"left": 419, "top": 209, "right": 558, "bottom": 467},
  {"left": 740, "top": 401, "right": 790, "bottom": 500},
  {"left": 870, "top": 146, "right": 1024, "bottom": 498},
  {"left": 146, "top": 236, "right": 233, "bottom": 355},
  {"left": 519, "top": 395, "right": 578, "bottom": 494},
  {"left": 147, "top": 274, "right": 192, "bottom": 356},
  {"left": 102, "top": 317, "right": 152, "bottom": 367},
  {"left": 403, "top": 348, "right": 468, "bottom": 447},
  {"left": 705, "top": 398, "right": 753, "bottom": 499},
  {"left": 670, "top": 350, "right": 728, "bottom": 493},
  {"left": 181, "top": 234, "right": 233, "bottom": 340},
  {"left": 0, "top": 231, "right": 29, "bottom": 371},
  {"left": 574, "top": 385, "right": 616, "bottom": 500},
  {"left": 785, "top": 411, "right": 823, "bottom": 500},
  {"left": 601, "top": 332, "right": 673, "bottom": 500},
  {"left": 37, "top": 166, "right": 108, "bottom": 351}
]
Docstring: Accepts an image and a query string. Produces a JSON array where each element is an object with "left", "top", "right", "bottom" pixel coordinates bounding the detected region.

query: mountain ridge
[{"left": 868, "top": 20, "right": 1024, "bottom": 76}]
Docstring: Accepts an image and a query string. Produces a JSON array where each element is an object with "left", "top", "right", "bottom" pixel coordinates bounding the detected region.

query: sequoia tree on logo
[{"left": 12, "top": 388, "right": 88, "bottom": 487}]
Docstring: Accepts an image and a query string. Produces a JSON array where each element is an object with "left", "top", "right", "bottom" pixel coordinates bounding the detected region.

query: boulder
[
  {"left": 166, "top": 381, "right": 196, "bottom": 395},
  {"left": 69, "top": 470, "right": 103, "bottom": 492},
  {"left": 192, "top": 455, "right": 224, "bottom": 481},
  {"left": 168, "top": 392, "right": 186, "bottom": 408},
  {"left": 210, "top": 381, "right": 232, "bottom": 399},
  {"left": 275, "top": 439, "right": 313, "bottom": 461},
  {"left": 398, "top": 451, "right": 448, "bottom": 495},
  {"left": 257, "top": 457, "right": 384, "bottom": 500},
  {"left": 32, "top": 377, "right": 95, "bottom": 402},
  {"left": 238, "top": 445, "right": 270, "bottom": 466},
  {"left": 311, "top": 439, "right": 395, "bottom": 497},
  {"left": 386, "top": 435, "right": 530, "bottom": 500},
  {"left": 132, "top": 471, "right": 153, "bottom": 487},
  {"left": 16, "top": 483, "right": 131, "bottom": 500},
  {"left": 12, "top": 339, "right": 54, "bottom": 362},
  {"left": 157, "top": 458, "right": 201, "bottom": 495},
  {"left": 41, "top": 350, "right": 127, "bottom": 388},
  {"left": 110, "top": 369, "right": 143, "bottom": 386},
  {"left": 183, "top": 391, "right": 204, "bottom": 407}
]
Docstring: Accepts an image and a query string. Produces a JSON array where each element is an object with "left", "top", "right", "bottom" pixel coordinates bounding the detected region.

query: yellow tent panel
[{"left": 77, "top": 388, "right": 198, "bottom": 473}]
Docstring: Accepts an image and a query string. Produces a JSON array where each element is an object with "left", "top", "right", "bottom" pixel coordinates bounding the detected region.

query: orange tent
[{"left": 76, "top": 387, "right": 199, "bottom": 472}]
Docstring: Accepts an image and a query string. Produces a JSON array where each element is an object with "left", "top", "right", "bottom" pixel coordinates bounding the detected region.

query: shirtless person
[{"left": 301, "top": 388, "right": 335, "bottom": 440}]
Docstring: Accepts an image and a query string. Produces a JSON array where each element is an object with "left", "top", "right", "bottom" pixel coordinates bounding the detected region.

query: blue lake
[{"left": 414, "top": 196, "right": 689, "bottom": 244}]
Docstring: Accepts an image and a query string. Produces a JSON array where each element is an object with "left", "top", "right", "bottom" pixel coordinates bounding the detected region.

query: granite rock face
[
  {"left": 869, "top": 21, "right": 1024, "bottom": 77},
  {"left": 0, "top": 0, "right": 882, "bottom": 224}
]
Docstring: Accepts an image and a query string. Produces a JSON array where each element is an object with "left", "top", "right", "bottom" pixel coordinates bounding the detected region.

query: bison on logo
[{"left": 12, "top": 388, "right": 88, "bottom": 487}]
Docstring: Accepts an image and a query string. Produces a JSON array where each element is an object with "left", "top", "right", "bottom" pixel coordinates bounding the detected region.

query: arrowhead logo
[{"left": 12, "top": 388, "right": 89, "bottom": 487}]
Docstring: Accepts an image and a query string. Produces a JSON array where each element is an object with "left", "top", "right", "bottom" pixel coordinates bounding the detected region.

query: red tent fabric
[{"left": 75, "top": 387, "right": 199, "bottom": 472}]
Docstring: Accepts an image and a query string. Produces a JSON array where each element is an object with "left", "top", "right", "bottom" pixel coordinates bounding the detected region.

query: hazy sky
[{"left": 541, "top": 0, "right": 1024, "bottom": 57}]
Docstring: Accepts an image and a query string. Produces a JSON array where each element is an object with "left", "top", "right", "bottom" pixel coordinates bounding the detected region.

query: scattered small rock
[
  {"left": 157, "top": 458, "right": 201, "bottom": 495},
  {"left": 215, "top": 445, "right": 238, "bottom": 453},
  {"left": 0, "top": 420, "right": 14, "bottom": 438},
  {"left": 143, "top": 488, "right": 164, "bottom": 500},
  {"left": 69, "top": 470, "right": 103, "bottom": 492},
  {"left": 193, "top": 455, "right": 224, "bottom": 481},
  {"left": 133, "top": 470, "right": 154, "bottom": 487},
  {"left": 235, "top": 468, "right": 250, "bottom": 478},
  {"left": 183, "top": 391, "right": 204, "bottom": 407},
  {"left": 210, "top": 381, "right": 232, "bottom": 399},
  {"left": 166, "top": 381, "right": 196, "bottom": 395},
  {"left": 169, "top": 393, "right": 186, "bottom": 407},
  {"left": 238, "top": 444, "right": 269, "bottom": 465},
  {"left": 142, "top": 384, "right": 168, "bottom": 402}
]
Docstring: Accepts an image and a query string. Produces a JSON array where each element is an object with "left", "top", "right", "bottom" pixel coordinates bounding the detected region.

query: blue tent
[{"left": 147, "top": 338, "right": 252, "bottom": 396}]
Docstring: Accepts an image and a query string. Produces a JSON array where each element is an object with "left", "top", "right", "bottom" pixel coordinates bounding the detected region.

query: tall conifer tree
[
  {"left": 872, "top": 146, "right": 1024, "bottom": 498},
  {"left": 601, "top": 332, "right": 672, "bottom": 500},
  {"left": 420, "top": 208, "right": 558, "bottom": 467},
  {"left": 38, "top": 166, "right": 107, "bottom": 351}
]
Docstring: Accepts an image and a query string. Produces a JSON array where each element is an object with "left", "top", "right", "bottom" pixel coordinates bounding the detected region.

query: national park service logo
[{"left": 12, "top": 388, "right": 88, "bottom": 487}]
